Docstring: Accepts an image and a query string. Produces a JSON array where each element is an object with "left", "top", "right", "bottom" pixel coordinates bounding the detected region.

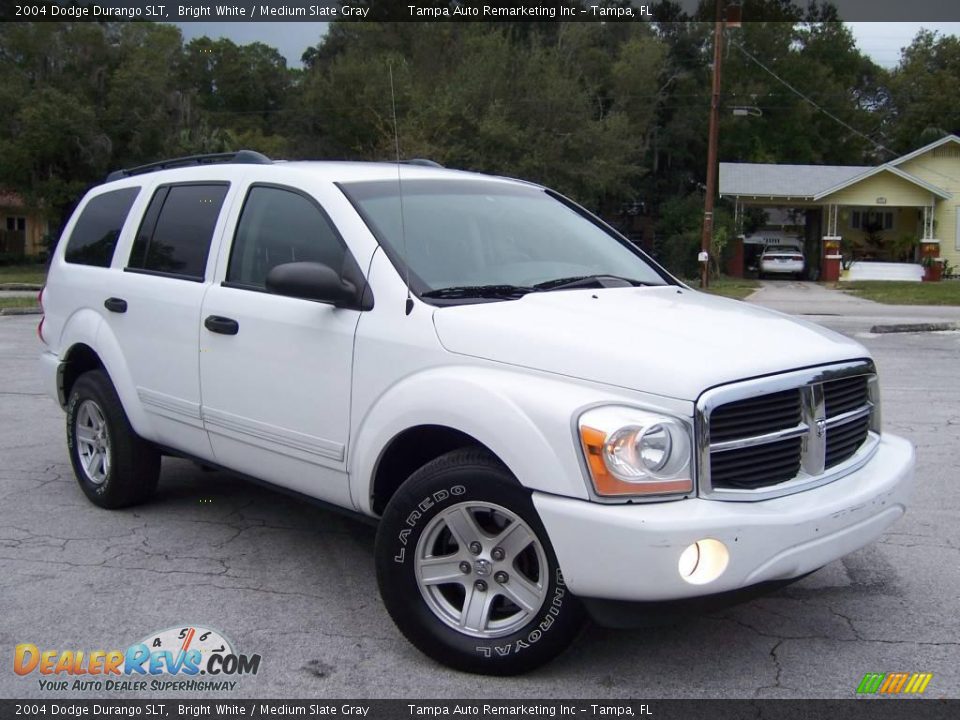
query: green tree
[
  {"left": 290, "top": 22, "right": 665, "bottom": 211},
  {"left": 180, "top": 37, "right": 293, "bottom": 135},
  {"left": 887, "top": 30, "right": 960, "bottom": 153}
]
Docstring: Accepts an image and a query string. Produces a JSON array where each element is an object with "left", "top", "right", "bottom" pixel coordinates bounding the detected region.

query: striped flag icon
[{"left": 857, "top": 672, "right": 933, "bottom": 694}]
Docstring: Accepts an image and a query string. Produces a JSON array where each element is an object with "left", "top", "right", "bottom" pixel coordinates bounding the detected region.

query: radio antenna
[{"left": 389, "top": 61, "right": 414, "bottom": 316}]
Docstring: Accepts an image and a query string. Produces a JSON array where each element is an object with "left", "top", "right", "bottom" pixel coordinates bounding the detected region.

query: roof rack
[
  {"left": 399, "top": 158, "right": 443, "bottom": 168},
  {"left": 105, "top": 150, "right": 272, "bottom": 182}
]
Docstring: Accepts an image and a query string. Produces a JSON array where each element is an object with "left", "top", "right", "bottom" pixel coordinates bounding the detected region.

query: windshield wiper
[
  {"left": 421, "top": 284, "right": 536, "bottom": 300},
  {"left": 533, "top": 275, "right": 656, "bottom": 291}
]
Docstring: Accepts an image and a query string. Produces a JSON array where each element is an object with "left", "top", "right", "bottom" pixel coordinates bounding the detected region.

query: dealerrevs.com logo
[{"left": 14, "top": 625, "right": 261, "bottom": 692}]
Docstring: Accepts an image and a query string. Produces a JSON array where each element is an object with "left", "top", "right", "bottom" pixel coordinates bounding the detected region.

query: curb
[
  {"left": 0, "top": 307, "right": 41, "bottom": 316},
  {"left": 870, "top": 322, "right": 960, "bottom": 334},
  {"left": 0, "top": 284, "right": 42, "bottom": 291}
]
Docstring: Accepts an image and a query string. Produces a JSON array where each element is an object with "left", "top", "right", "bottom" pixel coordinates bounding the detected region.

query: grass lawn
[
  {"left": 701, "top": 276, "right": 762, "bottom": 300},
  {"left": 839, "top": 281, "right": 960, "bottom": 306},
  {"left": 0, "top": 296, "right": 40, "bottom": 310},
  {"left": 0, "top": 264, "right": 47, "bottom": 285}
]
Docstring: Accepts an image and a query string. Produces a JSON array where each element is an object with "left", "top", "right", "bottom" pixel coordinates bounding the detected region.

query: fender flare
[
  {"left": 349, "top": 367, "right": 592, "bottom": 514},
  {"left": 59, "top": 309, "right": 153, "bottom": 438}
]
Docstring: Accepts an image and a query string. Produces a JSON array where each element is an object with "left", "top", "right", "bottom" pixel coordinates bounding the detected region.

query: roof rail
[
  {"left": 400, "top": 158, "right": 443, "bottom": 168},
  {"left": 105, "top": 150, "right": 272, "bottom": 182}
]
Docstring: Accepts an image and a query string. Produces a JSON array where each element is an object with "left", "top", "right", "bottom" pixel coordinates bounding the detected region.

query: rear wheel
[
  {"left": 375, "top": 448, "right": 584, "bottom": 675},
  {"left": 66, "top": 370, "right": 160, "bottom": 509}
]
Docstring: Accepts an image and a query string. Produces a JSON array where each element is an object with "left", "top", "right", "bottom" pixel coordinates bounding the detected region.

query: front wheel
[{"left": 375, "top": 448, "right": 584, "bottom": 675}]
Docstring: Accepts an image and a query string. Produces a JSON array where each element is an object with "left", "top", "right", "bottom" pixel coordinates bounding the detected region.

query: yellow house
[
  {"left": 0, "top": 191, "right": 51, "bottom": 260},
  {"left": 720, "top": 134, "right": 960, "bottom": 280}
]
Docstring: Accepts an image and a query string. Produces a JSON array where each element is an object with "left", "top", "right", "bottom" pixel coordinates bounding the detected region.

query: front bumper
[{"left": 534, "top": 433, "right": 913, "bottom": 602}]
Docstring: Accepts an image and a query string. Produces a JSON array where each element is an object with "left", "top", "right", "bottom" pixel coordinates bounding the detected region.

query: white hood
[{"left": 432, "top": 286, "right": 868, "bottom": 401}]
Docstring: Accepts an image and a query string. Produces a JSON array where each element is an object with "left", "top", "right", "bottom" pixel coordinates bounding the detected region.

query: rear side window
[
  {"left": 64, "top": 187, "right": 140, "bottom": 267},
  {"left": 128, "top": 183, "right": 228, "bottom": 280},
  {"left": 226, "top": 185, "right": 346, "bottom": 289}
]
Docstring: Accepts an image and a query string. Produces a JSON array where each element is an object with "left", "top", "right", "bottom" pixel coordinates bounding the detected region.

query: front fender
[{"left": 349, "top": 366, "right": 690, "bottom": 515}]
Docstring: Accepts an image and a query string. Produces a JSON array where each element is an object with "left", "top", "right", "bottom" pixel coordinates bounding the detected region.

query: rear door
[
  {"left": 105, "top": 181, "right": 234, "bottom": 460},
  {"left": 198, "top": 181, "right": 364, "bottom": 508}
]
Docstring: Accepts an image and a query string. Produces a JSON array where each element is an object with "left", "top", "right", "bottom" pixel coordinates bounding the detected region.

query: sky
[
  {"left": 846, "top": 22, "right": 960, "bottom": 67},
  {"left": 174, "top": 21, "right": 960, "bottom": 70}
]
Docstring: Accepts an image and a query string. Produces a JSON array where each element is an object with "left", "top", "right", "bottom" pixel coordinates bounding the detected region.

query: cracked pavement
[{"left": 1, "top": 289, "right": 959, "bottom": 698}]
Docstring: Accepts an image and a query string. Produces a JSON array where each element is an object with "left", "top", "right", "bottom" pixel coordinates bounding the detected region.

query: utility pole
[{"left": 700, "top": 0, "right": 725, "bottom": 289}]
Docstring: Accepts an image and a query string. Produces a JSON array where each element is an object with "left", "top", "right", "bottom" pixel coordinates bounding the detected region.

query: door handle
[
  {"left": 204, "top": 315, "right": 239, "bottom": 335},
  {"left": 104, "top": 297, "right": 127, "bottom": 313}
]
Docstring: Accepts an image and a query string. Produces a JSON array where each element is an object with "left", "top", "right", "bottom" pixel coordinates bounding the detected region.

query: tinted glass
[
  {"left": 227, "top": 186, "right": 346, "bottom": 289},
  {"left": 341, "top": 180, "right": 665, "bottom": 292},
  {"left": 129, "top": 184, "right": 228, "bottom": 279},
  {"left": 64, "top": 188, "right": 140, "bottom": 267}
]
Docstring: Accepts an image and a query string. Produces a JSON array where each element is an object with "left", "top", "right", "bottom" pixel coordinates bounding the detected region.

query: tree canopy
[{"left": 1, "top": 9, "right": 959, "bottom": 274}]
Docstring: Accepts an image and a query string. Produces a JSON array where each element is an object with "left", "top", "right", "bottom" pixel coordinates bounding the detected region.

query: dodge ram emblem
[{"left": 816, "top": 417, "right": 827, "bottom": 438}]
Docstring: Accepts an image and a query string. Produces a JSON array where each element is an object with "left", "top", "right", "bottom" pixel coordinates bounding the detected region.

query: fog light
[{"left": 678, "top": 539, "right": 729, "bottom": 585}]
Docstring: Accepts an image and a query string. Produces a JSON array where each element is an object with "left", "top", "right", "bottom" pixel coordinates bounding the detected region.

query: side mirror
[{"left": 265, "top": 262, "right": 359, "bottom": 308}]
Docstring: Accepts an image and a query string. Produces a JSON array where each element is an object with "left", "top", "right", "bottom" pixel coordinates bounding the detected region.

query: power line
[{"left": 730, "top": 40, "right": 896, "bottom": 159}]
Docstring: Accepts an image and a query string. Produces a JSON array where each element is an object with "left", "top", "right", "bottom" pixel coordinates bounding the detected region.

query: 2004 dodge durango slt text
[{"left": 38, "top": 150, "right": 914, "bottom": 675}]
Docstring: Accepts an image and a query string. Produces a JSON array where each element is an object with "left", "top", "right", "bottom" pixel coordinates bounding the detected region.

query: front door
[{"left": 198, "top": 183, "right": 361, "bottom": 507}]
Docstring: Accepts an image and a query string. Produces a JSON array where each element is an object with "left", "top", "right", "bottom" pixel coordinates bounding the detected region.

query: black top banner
[{"left": 2, "top": 0, "right": 960, "bottom": 23}]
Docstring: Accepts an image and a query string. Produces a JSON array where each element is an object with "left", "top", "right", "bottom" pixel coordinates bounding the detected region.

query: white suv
[{"left": 39, "top": 151, "right": 913, "bottom": 675}]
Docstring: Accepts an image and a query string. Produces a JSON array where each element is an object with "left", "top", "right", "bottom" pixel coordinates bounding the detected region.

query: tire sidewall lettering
[
  {"left": 474, "top": 567, "right": 568, "bottom": 658},
  {"left": 394, "top": 484, "right": 466, "bottom": 563}
]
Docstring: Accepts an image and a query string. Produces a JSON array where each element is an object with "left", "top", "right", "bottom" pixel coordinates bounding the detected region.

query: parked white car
[
  {"left": 759, "top": 245, "right": 806, "bottom": 279},
  {"left": 39, "top": 152, "right": 913, "bottom": 675}
]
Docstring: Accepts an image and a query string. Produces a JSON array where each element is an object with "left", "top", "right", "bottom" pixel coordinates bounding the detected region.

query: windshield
[{"left": 339, "top": 179, "right": 669, "bottom": 300}]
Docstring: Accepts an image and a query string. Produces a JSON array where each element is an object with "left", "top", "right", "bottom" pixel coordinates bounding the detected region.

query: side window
[
  {"left": 128, "top": 183, "right": 228, "bottom": 280},
  {"left": 64, "top": 187, "right": 140, "bottom": 267},
  {"left": 226, "top": 185, "right": 346, "bottom": 289}
]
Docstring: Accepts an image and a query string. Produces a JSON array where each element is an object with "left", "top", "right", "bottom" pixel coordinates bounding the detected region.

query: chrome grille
[
  {"left": 824, "top": 375, "right": 869, "bottom": 416},
  {"left": 826, "top": 413, "right": 870, "bottom": 468},
  {"left": 697, "top": 361, "right": 880, "bottom": 501},
  {"left": 710, "top": 436, "right": 802, "bottom": 490},
  {"left": 709, "top": 389, "right": 801, "bottom": 442}
]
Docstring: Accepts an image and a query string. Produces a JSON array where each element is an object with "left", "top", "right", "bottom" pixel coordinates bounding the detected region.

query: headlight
[{"left": 578, "top": 407, "right": 694, "bottom": 498}]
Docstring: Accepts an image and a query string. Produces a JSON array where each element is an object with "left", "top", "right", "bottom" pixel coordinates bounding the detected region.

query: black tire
[
  {"left": 375, "top": 447, "right": 585, "bottom": 675},
  {"left": 66, "top": 370, "right": 160, "bottom": 509}
]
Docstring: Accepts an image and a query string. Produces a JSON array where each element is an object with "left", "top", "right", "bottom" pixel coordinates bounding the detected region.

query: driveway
[{"left": 747, "top": 280, "right": 960, "bottom": 333}]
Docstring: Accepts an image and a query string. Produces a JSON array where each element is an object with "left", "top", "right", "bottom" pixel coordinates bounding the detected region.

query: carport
[{"left": 718, "top": 135, "right": 959, "bottom": 282}]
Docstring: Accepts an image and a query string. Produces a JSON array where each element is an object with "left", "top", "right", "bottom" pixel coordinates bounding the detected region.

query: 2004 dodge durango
[{"left": 38, "top": 150, "right": 914, "bottom": 674}]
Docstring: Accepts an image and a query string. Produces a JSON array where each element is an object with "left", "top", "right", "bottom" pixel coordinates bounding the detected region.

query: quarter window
[
  {"left": 64, "top": 187, "right": 140, "bottom": 267},
  {"left": 129, "top": 183, "right": 228, "bottom": 280},
  {"left": 227, "top": 186, "right": 346, "bottom": 289}
]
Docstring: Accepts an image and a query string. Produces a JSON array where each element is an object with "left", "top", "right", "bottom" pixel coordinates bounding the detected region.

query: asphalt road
[{"left": 1, "top": 285, "right": 958, "bottom": 699}]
